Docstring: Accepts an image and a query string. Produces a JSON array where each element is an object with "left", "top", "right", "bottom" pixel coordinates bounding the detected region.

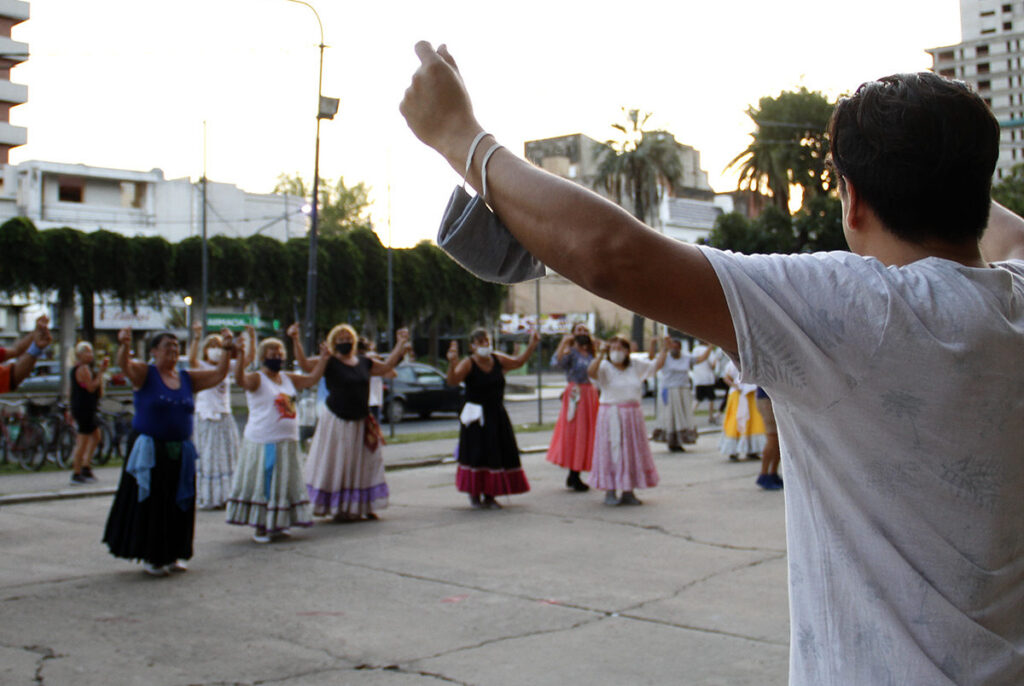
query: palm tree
[
  {"left": 729, "top": 87, "right": 835, "bottom": 212},
  {"left": 593, "top": 109, "right": 686, "bottom": 347}
]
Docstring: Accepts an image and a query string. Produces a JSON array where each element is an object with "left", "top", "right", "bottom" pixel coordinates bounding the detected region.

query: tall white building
[{"left": 927, "top": 0, "right": 1024, "bottom": 179}]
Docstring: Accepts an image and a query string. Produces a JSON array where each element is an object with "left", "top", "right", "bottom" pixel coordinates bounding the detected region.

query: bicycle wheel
[
  {"left": 112, "top": 412, "right": 133, "bottom": 459},
  {"left": 92, "top": 419, "right": 113, "bottom": 465},
  {"left": 55, "top": 424, "right": 77, "bottom": 470},
  {"left": 16, "top": 419, "right": 47, "bottom": 471}
]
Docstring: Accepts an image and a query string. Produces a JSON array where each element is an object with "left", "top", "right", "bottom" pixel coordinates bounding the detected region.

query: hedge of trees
[{"left": 0, "top": 217, "right": 506, "bottom": 353}]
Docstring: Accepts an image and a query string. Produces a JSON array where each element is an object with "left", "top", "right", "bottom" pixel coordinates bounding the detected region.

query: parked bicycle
[{"left": 0, "top": 398, "right": 48, "bottom": 471}]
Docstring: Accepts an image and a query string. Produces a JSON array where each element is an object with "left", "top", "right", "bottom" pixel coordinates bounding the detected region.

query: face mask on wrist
[
  {"left": 437, "top": 134, "right": 547, "bottom": 285},
  {"left": 263, "top": 358, "right": 283, "bottom": 373},
  {"left": 335, "top": 342, "right": 353, "bottom": 355}
]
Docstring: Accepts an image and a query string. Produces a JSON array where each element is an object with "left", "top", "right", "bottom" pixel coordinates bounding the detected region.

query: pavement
[{"left": 0, "top": 423, "right": 789, "bottom": 686}]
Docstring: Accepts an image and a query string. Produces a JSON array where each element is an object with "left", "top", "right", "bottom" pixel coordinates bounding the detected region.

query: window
[
  {"left": 938, "top": 50, "right": 955, "bottom": 61},
  {"left": 58, "top": 178, "right": 83, "bottom": 203},
  {"left": 1005, "top": 21, "right": 1013, "bottom": 30},
  {"left": 940, "top": 68, "right": 956, "bottom": 77},
  {"left": 1004, "top": 3, "right": 1013, "bottom": 11},
  {"left": 979, "top": 62, "right": 991, "bottom": 74},
  {"left": 977, "top": 44, "right": 990, "bottom": 57},
  {"left": 984, "top": 97, "right": 993, "bottom": 107},
  {"left": 982, "top": 10, "right": 996, "bottom": 16},
  {"left": 979, "top": 79, "right": 992, "bottom": 91}
]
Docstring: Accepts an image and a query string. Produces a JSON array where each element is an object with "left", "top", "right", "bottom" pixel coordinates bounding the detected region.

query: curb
[{"left": 0, "top": 427, "right": 721, "bottom": 507}]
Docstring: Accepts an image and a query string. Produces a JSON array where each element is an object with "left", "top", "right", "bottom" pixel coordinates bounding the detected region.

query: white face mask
[
  {"left": 207, "top": 348, "right": 222, "bottom": 362},
  {"left": 609, "top": 350, "right": 626, "bottom": 364},
  {"left": 475, "top": 346, "right": 492, "bottom": 357}
]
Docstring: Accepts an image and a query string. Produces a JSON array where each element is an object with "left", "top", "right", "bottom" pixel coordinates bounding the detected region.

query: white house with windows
[{"left": 0, "top": 159, "right": 306, "bottom": 242}]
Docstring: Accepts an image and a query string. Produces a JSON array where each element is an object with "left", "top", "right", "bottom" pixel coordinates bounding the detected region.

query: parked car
[
  {"left": 15, "top": 360, "right": 62, "bottom": 393},
  {"left": 383, "top": 362, "right": 464, "bottom": 423}
]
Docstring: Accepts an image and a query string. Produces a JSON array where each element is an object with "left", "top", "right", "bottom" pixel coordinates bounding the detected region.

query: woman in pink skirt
[
  {"left": 587, "top": 335, "right": 668, "bottom": 505},
  {"left": 546, "top": 322, "right": 600, "bottom": 491}
]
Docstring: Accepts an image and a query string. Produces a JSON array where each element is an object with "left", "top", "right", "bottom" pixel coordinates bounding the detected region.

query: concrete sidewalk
[
  {"left": 0, "top": 430, "right": 787, "bottom": 686},
  {"left": 0, "top": 429, "right": 560, "bottom": 505}
]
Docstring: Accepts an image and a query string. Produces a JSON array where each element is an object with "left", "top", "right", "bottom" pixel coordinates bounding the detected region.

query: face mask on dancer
[
  {"left": 609, "top": 350, "right": 626, "bottom": 365},
  {"left": 574, "top": 334, "right": 590, "bottom": 347},
  {"left": 263, "top": 358, "right": 283, "bottom": 373},
  {"left": 207, "top": 348, "right": 222, "bottom": 362},
  {"left": 474, "top": 345, "right": 492, "bottom": 357},
  {"left": 335, "top": 342, "right": 353, "bottom": 355}
]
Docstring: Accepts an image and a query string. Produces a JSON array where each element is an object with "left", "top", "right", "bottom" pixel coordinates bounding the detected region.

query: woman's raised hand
[
  {"left": 446, "top": 340, "right": 459, "bottom": 363},
  {"left": 117, "top": 327, "right": 132, "bottom": 346}
]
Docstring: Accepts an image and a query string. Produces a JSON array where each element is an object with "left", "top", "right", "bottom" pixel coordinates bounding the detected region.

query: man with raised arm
[
  {"left": 0, "top": 315, "right": 52, "bottom": 394},
  {"left": 401, "top": 44, "right": 1024, "bottom": 684}
]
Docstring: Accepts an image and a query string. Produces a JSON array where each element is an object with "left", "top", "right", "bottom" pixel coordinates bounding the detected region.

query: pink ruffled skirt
[{"left": 588, "top": 402, "right": 659, "bottom": 491}]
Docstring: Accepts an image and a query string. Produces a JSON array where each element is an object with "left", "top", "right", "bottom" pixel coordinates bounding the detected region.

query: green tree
[
  {"left": 729, "top": 87, "right": 835, "bottom": 211},
  {"left": 594, "top": 109, "right": 686, "bottom": 346},
  {"left": 272, "top": 173, "right": 373, "bottom": 237},
  {"left": 992, "top": 163, "right": 1024, "bottom": 217},
  {"left": 0, "top": 217, "right": 42, "bottom": 294}
]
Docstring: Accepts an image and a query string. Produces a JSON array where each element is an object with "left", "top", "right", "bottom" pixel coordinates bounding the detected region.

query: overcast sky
[{"left": 9, "top": 0, "right": 962, "bottom": 247}]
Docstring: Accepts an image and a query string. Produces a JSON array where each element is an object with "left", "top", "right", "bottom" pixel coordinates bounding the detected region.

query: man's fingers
[
  {"left": 437, "top": 44, "right": 458, "bottom": 71},
  {"left": 413, "top": 40, "right": 438, "bottom": 65}
]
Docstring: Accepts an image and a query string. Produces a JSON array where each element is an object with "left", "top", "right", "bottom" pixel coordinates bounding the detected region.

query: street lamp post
[
  {"left": 184, "top": 295, "right": 193, "bottom": 333},
  {"left": 287, "top": 0, "right": 338, "bottom": 354}
]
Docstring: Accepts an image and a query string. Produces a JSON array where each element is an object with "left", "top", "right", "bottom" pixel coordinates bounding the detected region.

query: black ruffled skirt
[{"left": 102, "top": 434, "right": 195, "bottom": 567}]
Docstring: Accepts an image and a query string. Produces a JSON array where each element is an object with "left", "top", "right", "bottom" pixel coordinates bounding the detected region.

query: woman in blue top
[{"left": 103, "top": 327, "right": 233, "bottom": 577}]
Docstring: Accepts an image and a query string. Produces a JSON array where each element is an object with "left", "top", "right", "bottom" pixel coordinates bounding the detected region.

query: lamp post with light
[
  {"left": 286, "top": 0, "right": 339, "bottom": 354},
  {"left": 183, "top": 295, "right": 193, "bottom": 333}
]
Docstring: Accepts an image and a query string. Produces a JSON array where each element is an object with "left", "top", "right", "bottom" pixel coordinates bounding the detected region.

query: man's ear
[{"left": 842, "top": 178, "right": 869, "bottom": 232}]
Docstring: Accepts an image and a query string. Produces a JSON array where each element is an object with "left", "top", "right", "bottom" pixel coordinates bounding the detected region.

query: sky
[{"left": 9, "top": 0, "right": 963, "bottom": 248}]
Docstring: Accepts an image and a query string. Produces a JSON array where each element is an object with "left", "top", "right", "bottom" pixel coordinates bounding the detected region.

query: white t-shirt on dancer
[
  {"left": 244, "top": 371, "right": 299, "bottom": 444},
  {"left": 700, "top": 245, "right": 1024, "bottom": 685},
  {"left": 596, "top": 357, "right": 654, "bottom": 405}
]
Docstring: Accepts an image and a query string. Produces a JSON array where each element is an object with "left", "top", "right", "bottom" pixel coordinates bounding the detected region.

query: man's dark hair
[{"left": 828, "top": 72, "right": 1000, "bottom": 244}]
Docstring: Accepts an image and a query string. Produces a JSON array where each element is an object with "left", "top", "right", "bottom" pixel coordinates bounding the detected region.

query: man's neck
[{"left": 863, "top": 229, "right": 986, "bottom": 269}]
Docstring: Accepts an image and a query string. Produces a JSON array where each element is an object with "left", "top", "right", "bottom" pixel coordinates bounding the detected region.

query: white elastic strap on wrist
[
  {"left": 480, "top": 142, "right": 502, "bottom": 204},
  {"left": 462, "top": 131, "right": 490, "bottom": 188}
]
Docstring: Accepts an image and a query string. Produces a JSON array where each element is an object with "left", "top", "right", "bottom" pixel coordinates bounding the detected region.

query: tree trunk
[
  {"left": 80, "top": 288, "right": 95, "bottom": 342},
  {"left": 58, "top": 289, "right": 76, "bottom": 401}
]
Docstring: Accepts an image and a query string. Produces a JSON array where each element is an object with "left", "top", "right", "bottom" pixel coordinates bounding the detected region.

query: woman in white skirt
[
  {"left": 188, "top": 323, "right": 254, "bottom": 509},
  {"left": 226, "top": 335, "right": 329, "bottom": 542},
  {"left": 588, "top": 335, "right": 668, "bottom": 506},
  {"left": 293, "top": 324, "right": 411, "bottom": 521},
  {"left": 652, "top": 338, "right": 711, "bottom": 452}
]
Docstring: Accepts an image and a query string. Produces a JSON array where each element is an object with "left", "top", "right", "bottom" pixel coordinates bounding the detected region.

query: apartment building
[
  {"left": 0, "top": 0, "right": 27, "bottom": 166},
  {"left": 927, "top": 0, "right": 1024, "bottom": 179}
]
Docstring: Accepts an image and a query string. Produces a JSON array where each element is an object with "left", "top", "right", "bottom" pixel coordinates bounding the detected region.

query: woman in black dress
[{"left": 446, "top": 328, "right": 539, "bottom": 509}]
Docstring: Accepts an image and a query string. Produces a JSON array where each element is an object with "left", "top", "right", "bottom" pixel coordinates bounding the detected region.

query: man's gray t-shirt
[{"left": 700, "top": 247, "right": 1024, "bottom": 685}]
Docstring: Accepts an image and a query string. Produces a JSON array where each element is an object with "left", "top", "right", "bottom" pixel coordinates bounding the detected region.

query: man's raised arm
[
  {"left": 400, "top": 41, "right": 736, "bottom": 355},
  {"left": 981, "top": 201, "right": 1024, "bottom": 262}
]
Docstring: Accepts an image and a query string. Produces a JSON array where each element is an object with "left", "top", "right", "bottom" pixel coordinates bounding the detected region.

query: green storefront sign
[{"left": 205, "top": 313, "right": 279, "bottom": 332}]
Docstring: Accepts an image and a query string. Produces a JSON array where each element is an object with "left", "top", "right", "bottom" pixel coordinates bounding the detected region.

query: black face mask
[
  {"left": 574, "top": 334, "right": 590, "bottom": 346},
  {"left": 263, "top": 358, "right": 284, "bottom": 373},
  {"left": 335, "top": 342, "right": 354, "bottom": 355}
]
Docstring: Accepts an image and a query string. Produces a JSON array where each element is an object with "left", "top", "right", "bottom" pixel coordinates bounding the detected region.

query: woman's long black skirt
[{"left": 102, "top": 434, "right": 195, "bottom": 567}]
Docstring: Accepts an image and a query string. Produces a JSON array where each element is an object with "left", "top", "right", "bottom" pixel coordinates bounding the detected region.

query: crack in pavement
[
  {"left": 354, "top": 663, "right": 470, "bottom": 685},
  {"left": 0, "top": 642, "right": 62, "bottom": 686}
]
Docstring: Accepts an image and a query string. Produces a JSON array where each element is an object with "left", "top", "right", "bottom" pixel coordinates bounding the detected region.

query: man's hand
[{"left": 400, "top": 42, "right": 483, "bottom": 164}]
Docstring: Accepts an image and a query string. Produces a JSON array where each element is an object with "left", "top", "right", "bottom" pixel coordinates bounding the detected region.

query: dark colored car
[{"left": 383, "top": 362, "right": 464, "bottom": 423}]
